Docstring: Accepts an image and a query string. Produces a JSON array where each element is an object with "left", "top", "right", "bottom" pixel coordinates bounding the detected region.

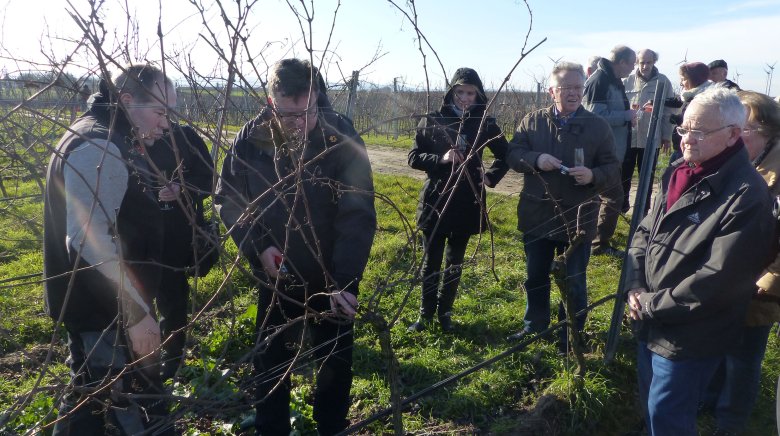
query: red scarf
[{"left": 666, "top": 139, "right": 745, "bottom": 211}]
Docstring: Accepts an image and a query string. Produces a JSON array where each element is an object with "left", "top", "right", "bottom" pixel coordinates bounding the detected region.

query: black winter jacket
[
  {"left": 216, "top": 107, "right": 376, "bottom": 297},
  {"left": 627, "top": 143, "right": 774, "bottom": 359},
  {"left": 408, "top": 68, "right": 509, "bottom": 235},
  {"left": 147, "top": 124, "right": 214, "bottom": 269}
]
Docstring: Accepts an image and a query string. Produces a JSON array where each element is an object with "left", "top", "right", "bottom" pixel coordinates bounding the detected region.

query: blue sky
[{"left": 2, "top": 0, "right": 779, "bottom": 95}]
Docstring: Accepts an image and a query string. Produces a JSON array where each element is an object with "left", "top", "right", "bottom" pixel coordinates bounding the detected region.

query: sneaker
[
  {"left": 407, "top": 317, "right": 432, "bottom": 332},
  {"left": 591, "top": 244, "right": 623, "bottom": 257},
  {"left": 438, "top": 314, "right": 455, "bottom": 333},
  {"left": 506, "top": 329, "right": 534, "bottom": 342}
]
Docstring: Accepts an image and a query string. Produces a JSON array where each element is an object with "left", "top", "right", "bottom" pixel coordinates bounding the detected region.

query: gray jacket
[
  {"left": 627, "top": 144, "right": 775, "bottom": 360},
  {"left": 623, "top": 68, "right": 676, "bottom": 149},
  {"left": 583, "top": 58, "right": 631, "bottom": 162}
]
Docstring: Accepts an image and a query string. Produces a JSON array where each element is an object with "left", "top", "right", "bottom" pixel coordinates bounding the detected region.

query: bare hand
[
  {"left": 627, "top": 288, "right": 646, "bottom": 320},
  {"left": 441, "top": 149, "right": 464, "bottom": 165},
  {"left": 259, "top": 246, "right": 284, "bottom": 279},
  {"left": 158, "top": 184, "right": 181, "bottom": 202},
  {"left": 330, "top": 290, "right": 358, "bottom": 319},
  {"left": 536, "top": 153, "right": 562, "bottom": 172},
  {"left": 127, "top": 313, "right": 160, "bottom": 359},
  {"left": 567, "top": 166, "right": 594, "bottom": 185}
]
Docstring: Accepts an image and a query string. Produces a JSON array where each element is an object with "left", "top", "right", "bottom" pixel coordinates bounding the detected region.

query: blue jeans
[
  {"left": 711, "top": 324, "right": 773, "bottom": 432},
  {"left": 522, "top": 235, "right": 590, "bottom": 335},
  {"left": 637, "top": 343, "right": 722, "bottom": 436}
]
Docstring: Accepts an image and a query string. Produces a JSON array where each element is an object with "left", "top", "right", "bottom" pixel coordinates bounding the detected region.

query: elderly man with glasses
[
  {"left": 216, "top": 58, "right": 376, "bottom": 435},
  {"left": 626, "top": 87, "right": 775, "bottom": 435},
  {"left": 505, "top": 61, "right": 620, "bottom": 353}
]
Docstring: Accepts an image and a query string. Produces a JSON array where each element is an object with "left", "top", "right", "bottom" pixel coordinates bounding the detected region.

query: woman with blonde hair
[{"left": 708, "top": 90, "right": 780, "bottom": 434}]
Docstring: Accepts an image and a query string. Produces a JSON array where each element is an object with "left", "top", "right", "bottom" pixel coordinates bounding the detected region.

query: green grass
[{"left": 0, "top": 169, "right": 778, "bottom": 435}]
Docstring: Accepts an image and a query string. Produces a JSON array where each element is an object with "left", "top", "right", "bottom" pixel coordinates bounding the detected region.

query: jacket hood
[
  {"left": 443, "top": 67, "right": 488, "bottom": 108},
  {"left": 86, "top": 78, "right": 134, "bottom": 139}
]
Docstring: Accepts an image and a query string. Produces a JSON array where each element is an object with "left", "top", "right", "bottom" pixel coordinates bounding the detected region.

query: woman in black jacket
[{"left": 407, "top": 68, "right": 508, "bottom": 332}]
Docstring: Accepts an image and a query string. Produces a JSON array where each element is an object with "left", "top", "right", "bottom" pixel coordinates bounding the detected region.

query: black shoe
[
  {"left": 591, "top": 244, "right": 623, "bottom": 257},
  {"left": 407, "top": 317, "right": 432, "bottom": 332},
  {"left": 506, "top": 329, "right": 534, "bottom": 342},
  {"left": 438, "top": 314, "right": 455, "bottom": 333}
]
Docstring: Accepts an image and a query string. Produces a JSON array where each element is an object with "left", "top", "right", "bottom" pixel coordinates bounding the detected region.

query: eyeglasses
[
  {"left": 272, "top": 104, "right": 317, "bottom": 121},
  {"left": 742, "top": 126, "right": 765, "bottom": 137},
  {"left": 675, "top": 125, "right": 734, "bottom": 141},
  {"left": 555, "top": 86, "right": 584, "bottom": 94}
]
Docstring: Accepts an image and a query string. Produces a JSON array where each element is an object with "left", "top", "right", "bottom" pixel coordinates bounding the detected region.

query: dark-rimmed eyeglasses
[{"left": 272, "top": 104, "right": 318, "bottom": 121}]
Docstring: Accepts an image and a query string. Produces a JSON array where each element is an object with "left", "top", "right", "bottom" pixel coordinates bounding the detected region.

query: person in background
[
  {"left": 587, "top": 56, "right": 602, "bottom": 78},
  {"left": 583, "top": 45, "right": 637, "bottom": 256},
  {"left": 505, "top": 61, "right": 619, "bottom": 353},
  {"left": 706, "top": 91, "right": 780, "bottom": 435},
  {"left": 668, "top": 62, "right": 713, "bottom": 163},
  {"left": 147, "top": 123, "right": 214, "bottom": 382},
  {"left": 406, "top": 67, "right": 509, "bottom": 333},
  {"left": 626, "top": 87, "right": 774, "bottom": 435},
  {"left": 709, "top": 59, "right": 741, "bottom": 90},
  {"left": 622, "top": 49, "right": 675, "bottom": 215},
  {"left": 216, "top": 58, "right": 376, "bottom": 435},
  {"left": 43, "top": 64, "right": 175, "bottom": 434}
]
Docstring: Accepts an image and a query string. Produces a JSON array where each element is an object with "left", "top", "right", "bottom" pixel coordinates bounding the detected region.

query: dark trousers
[
  {"left": 621, "top": 147, "right": 658, "bottom": 215},
  {"left": 419, "top": 230, "right": 470, "bottom": 319},
  {"left": 157, "top": 267, "right": 190, "bottom": 381},
  {"left": 522, "top": 235, "right": 590, "bottom": 337},
  {"left": 709, "top": 324, "right": 773, "bottom": 432},
  {"left": 254, "top": 289, "right": 354, "bottom": 436},
  {"left": 52, "top": 328, "right": 172, "bottom": 436},
  {"left": 592, "top": 182, "right": 624, "bottom": 249}
]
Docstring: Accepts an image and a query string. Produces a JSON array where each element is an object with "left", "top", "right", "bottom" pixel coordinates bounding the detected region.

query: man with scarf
[
  {"left": 216, "top": 58, "right": 376, "bottom": 435},
  {"left": 43, "top": 64, "right": 175, "bottom": 434},
  {"left": 626, "top": 87, "right": 775, "bottom": 435}
]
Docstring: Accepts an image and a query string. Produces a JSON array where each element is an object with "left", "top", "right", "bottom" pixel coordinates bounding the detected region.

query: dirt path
[
  {"left": 366, "top": 144, "right": 523, "bottom": 196},
  {"left": 366, "top": 143, "right": 652, "bottom": 212}
]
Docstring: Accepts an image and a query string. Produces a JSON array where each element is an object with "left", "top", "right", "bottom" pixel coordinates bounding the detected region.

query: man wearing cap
[{"left": 709, "top": 59, "right": 741, "bottom": 90}]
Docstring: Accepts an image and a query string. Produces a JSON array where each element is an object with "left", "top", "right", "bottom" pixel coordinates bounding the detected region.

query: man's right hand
[
  {"left": 627, "top": 288, "right": 647, "bottom": 320},
  {"left": 535, "top": 153, "right": 562, "bottom": 172},
  {"left": 127, "top": 313, "right": 160, "bottom": 359},
  {"left": 260, "top": 246, "right": 284, "bottom": 278}
]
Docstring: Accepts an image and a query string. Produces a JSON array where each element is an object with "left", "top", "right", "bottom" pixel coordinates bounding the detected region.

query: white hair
[{"left": 691, "top": 87, "right": 747, "bottom": 128}]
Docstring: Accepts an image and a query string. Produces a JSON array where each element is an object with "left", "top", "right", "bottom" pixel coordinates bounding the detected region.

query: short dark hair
[
  {"left": 113, "top": 64, "right": 172, "bottom": 102},
  {"left": 267, "top": 58, "right": 321, "bottom": 100},
  {"left": 610, "top": 45, "right": 636, "bottom": 64}
]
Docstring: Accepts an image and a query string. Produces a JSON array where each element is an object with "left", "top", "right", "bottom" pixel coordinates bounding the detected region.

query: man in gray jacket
[
  {"left": 626, "top": 87, "right": 774, "bottom": 435},
  {"left": 583, "top": 45, "right": 637, "bottom": 256},
  {"left": 622, "top": 49, "right": 676, "bottom": 215}
]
